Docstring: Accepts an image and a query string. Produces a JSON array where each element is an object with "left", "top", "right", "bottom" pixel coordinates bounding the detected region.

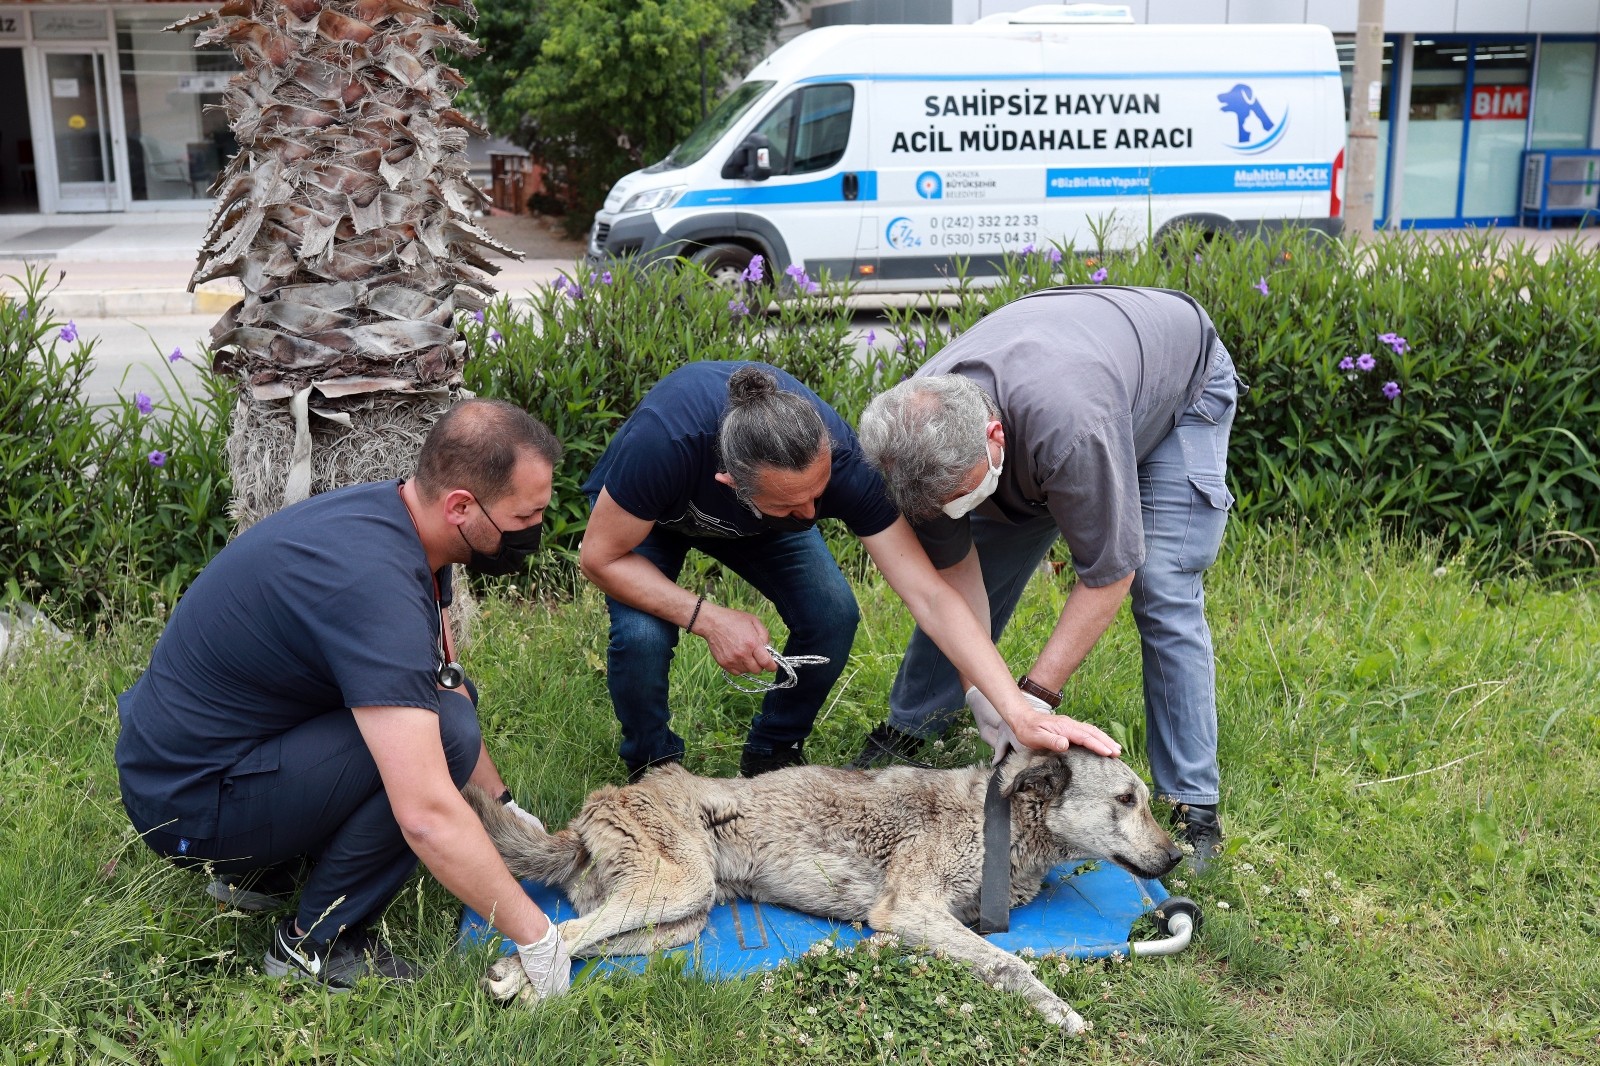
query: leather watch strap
[{"left": 1017, "top": 674, "right": 1063, "bottom": 709}]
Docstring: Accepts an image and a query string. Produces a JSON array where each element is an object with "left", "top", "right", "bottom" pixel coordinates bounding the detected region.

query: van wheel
[{"left": 690, "top": 243, "right": 758, "bottom": 289}]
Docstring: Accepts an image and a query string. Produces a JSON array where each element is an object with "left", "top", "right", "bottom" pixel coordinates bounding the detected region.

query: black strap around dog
[{"left": 977, "top": 767, "right": 1011, "bottom": 934}]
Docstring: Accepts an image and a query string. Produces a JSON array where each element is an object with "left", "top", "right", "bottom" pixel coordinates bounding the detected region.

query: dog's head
[{"left": 999, "top": 749, "right": 1183, "bottom": 880}]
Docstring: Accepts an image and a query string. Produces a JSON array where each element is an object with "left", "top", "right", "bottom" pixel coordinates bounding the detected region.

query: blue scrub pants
[{"left": 138, "top": 685, "right": 482, "bottom": 941}]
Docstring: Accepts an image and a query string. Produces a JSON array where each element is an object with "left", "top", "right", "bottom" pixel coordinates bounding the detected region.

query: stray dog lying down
[{"left": 467, "top": 748, "right": 1183, "bottom": 1033}]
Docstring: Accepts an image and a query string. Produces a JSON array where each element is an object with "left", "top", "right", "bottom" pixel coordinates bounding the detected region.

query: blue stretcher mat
[{"left": 459, "top": 862, "right": 1172, "bottom": 979}]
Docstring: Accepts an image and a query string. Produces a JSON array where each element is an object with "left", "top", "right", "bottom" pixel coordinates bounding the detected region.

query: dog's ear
[{"left": 999, "top": 752, "right": 1071, "bottom": 800}]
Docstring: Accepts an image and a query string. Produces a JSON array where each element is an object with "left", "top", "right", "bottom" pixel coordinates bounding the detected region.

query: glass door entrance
[{"left": 43, "top": 50, "right": 118, "bottom": 211}]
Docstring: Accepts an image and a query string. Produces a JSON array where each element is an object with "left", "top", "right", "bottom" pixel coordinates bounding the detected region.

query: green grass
[{"left": 2, "top": 526, "right": 1597, "bottom": 1064}]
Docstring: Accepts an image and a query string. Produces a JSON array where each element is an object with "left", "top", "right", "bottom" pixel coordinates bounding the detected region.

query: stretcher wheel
[{"left": 1154, "top": 895, "right": 1201, "bottom": 936}]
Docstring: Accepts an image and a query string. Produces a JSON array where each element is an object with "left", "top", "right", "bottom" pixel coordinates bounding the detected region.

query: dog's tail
[{"left": 463, "top": 784, "right": 588, "bottom": 886}]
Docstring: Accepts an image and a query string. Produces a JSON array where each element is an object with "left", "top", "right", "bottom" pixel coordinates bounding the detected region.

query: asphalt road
[{"left": 69, "top": 309, "right": 901, "bottom": 410}]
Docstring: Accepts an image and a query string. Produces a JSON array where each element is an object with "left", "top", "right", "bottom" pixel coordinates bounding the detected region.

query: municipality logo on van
[
  {"left": 1217, "top": 84, "right": 1287, "bottom": 154},
  {"left": 916, "top": 172, "right": 943, "bottom": 199}
]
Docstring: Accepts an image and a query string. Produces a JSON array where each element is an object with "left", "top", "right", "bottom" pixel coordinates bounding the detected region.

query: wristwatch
[{"left": 1017, "top": 675, "right": 1063, "bottom": 709}]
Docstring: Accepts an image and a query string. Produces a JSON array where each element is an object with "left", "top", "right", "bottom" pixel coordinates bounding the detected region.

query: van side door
[{"left": 728, "top": 82, "right": 870, "bottom": 286}]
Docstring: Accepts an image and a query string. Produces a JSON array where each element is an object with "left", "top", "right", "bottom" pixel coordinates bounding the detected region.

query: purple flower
[
  {"left": 134, "top": 391, "right": 154, "bottom": 415},
  {"left": 1046, "top": 247, "right": 1062, "bottom": 265},
  {"left": 1090, "top": 267, "right": 1108, "bottom": 284},
  {"left": 1389, "top": 336, "right": 1410, "bottom": 355},
  {"left": 600, "top": 271, "right": 613, "bottom": 285},
  {"left": 1382, "top": 381, "right": 1401, "bottom": 400},
  {"left": 785, "top": 263, "right": 806, "bottom": 281},
  {"left": 864, "top": 329, "right": 876, "bottom": 347},
  {"left": 489, "top": 329, "right": 503, "bottom": 345},
  {"left": 169, "top": 346, "right": 185, "bottom": 363},
  {"left": 728, "top": 298, "right": 749, "bottom": 317},
  {"left": 1378, "top": 331, "right": 1398, "bottom": 345},
  {"left": 147, "top": 450, "right": 167, "bottom": 468},
  {"left": 875, "top": 358, "right": 885, "bottom": 372},
  {"left": 1020, "top": 243, "right": 1035, "bottom": 255},
  {"left": 741, "top": 255, "right": 765, "bottom": 284},
  {"left": 1254, "top": 277, "right": 1270, "bottom": 297},
  {"left": 803, "top": 279, "right": 820, "bottom": 295},
  {"left": 1194, "top": 253, "right": 1202, "bottom": 263},
  {"left": 1338, "top": 356, "right": 1355, "bottom": 371},
  {"left": 913, "top": 337, "right": 926, "bottom": 351},
  {"left": 59, "top": 321, "right": 78, "bottom": 343},
  {"left": 1356, "top": 353, "right": 1376, "bottom": 372},
  {"left": 473, "top": 309, "right": 485, "bottom": 324}
]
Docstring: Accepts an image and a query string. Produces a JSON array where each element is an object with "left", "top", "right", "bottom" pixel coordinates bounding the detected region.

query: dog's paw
[
  {"left": 481, "top": 955, "right": 532, "bottom": 1004},
  {"left": 1042, "top": 1002, "right": 1088, "bottom": 1036}
]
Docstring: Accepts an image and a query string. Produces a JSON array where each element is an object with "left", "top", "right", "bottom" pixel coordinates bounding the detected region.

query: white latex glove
[
  {"left": 966, "top": 686, "right": 1056, "bottom": 766},
  {"left": 515, "top": 922, "right": 572, "bottom": 1001},
  {"left": 504, "top": 799, "right": 545, "bottom": 833}
]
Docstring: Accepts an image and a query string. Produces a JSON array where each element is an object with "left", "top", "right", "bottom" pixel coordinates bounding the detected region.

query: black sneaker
[
  {"left": 626, "top": 753, "right": 683, "bottom": 784},
  {"left": 207, "top": 861, "right": 303, "bottom": 913},
  {"left": 263, "top": 918, "right": 418, "bottom": 989},
  {"left": 740, "top": 741, "right": 805, "bottom": 777},
  {"left": 848, "top": 722, "right": 927, "bottom": 769},
  {"left": 1172, "top": 803, "right": 1225, "bottom": 875}
]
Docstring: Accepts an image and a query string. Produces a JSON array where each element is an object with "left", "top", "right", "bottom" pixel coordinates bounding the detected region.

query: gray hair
[
  {"left": 858, "top": 375, "right": 996, "bottom": 521},
  {"left": 718, "top": 366, "right": 830, "bottom": 504}
]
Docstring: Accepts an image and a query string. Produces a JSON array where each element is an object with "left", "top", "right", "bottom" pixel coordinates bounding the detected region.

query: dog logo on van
[
  {"left": 916, "top": 172, "right": 943, "bottom": 199},
  {"left": 1218, "top": 83, "right": 1287, "bottom": 153}
]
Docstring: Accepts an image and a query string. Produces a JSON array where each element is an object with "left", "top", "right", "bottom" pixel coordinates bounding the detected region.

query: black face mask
[
  {"left": 759, "top": 513, "right": 818, "bottom": 534},
  {"left": 461, "top": 501, "right": 542, "bottom": 576}
]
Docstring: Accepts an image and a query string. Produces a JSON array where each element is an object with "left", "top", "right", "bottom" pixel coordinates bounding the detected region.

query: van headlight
[{"left": 620, "top": 186, "right": 684, "bottom": 213}]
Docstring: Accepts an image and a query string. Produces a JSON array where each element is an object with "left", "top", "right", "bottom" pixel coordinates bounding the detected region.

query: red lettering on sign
[{"left": 1471, "top": 85, "right": 1529, "bottom": 120}]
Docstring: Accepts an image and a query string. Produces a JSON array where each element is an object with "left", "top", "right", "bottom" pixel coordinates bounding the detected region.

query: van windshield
[{"left": 663, "top": 81, "right": 776, "bottom": 168}]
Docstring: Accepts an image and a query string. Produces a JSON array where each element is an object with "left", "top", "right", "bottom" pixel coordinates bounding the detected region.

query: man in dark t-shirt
[
  {"left": 116, "top": 400, "right": 574, "bottom": 999},
  {"left": 580, "top": 361, "right": 1118, "bottom": 780},
  {"left": 852, "top": 287, "right": 1241, "bottom": 872}
]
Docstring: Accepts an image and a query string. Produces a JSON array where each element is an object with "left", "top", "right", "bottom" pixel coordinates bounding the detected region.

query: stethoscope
[{"left": 436, "top": 603, "right": 465, "bottom": 689}]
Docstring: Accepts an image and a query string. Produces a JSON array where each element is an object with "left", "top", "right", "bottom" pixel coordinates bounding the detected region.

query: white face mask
[{"left": 941, "top": 441, "right": 1003, "bottom": 520}]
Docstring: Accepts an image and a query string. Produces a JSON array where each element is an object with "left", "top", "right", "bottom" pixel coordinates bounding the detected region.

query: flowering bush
[{"left": 1, "top": 266, "right": 232, "bottom": 625}]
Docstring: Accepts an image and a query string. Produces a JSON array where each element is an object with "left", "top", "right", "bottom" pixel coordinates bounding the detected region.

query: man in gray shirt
[{"left": 851, "top": 286, "right": 1240, "bottom": 871}]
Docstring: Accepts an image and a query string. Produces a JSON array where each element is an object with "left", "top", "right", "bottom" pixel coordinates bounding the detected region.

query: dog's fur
[{"left": 468, "top": 748, "right": 1182, "bottom": 1033}]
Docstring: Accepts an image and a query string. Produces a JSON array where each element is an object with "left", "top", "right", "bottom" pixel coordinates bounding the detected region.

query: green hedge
[
  {"left": 7, "top": 230, "right": 1597, "bottom": 625},
  {"left": 467, "top": 229, "right": 1600, "bottom": 583},
  {"left": 1, "top": 267, "right": 234, "bottom": 625}
]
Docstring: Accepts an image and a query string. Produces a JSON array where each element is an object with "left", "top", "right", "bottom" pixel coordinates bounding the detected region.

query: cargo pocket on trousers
[{"left": 1180, "top": 475, "right": 1234, "bottom": 572}]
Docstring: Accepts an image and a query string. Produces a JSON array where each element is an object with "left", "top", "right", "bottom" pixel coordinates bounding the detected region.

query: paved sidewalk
[
  {"left": 0, "top": 210, "right": 581, "bottom": 317},
  {"left": 2, "top": 210, "right": 1593, "bottom": 317}
]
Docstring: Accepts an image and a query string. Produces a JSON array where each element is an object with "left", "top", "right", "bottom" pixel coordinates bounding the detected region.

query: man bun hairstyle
[
  {"left": 858, "top": 375, "right": 996, "bottom": 521},
  {"left": 718, "top": 366, "right": 830, "bottom": 503},
  {"left": 414, "top": 398, "right": 561, "bottom": 504}
]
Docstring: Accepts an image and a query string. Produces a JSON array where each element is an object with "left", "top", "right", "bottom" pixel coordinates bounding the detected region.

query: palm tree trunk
[{"left": 174, "top": 0, "right": 519, "bottom": 531}]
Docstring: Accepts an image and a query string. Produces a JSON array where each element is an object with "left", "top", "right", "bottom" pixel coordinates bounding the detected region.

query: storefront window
[
  {"left": 1400, "top": 40, "right": 1467, "bottom": 220},
  {"left": 117, "top": 13, "right": 241, "bottom": 201},
  {"left": 1531, "top": 40, "right": 1597, "bottom": 150},
  {"left": 1460, "top": 41, "right": 1531, "bottom": 219},
  {"left": 1336, "top": 34, "right": 1395, "bottom": 222}
]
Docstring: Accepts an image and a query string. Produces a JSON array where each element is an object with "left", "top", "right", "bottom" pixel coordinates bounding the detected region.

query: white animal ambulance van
[{"left": 588, "top": 5, "right": 1347, "bottom": 292}]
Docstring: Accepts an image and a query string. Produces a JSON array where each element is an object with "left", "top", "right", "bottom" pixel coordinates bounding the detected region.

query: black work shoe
[
  {"left": 626, "top": 753, "right": 683, "bottom": 784},
  {"left": 1172, "top": 803, "right": 1225, "bottom": 875},
  {"left": 848, "top": 721, "right": 927, "bottom": 769},
  {"left": 740, "top": 741, "right": 805, "bottom": 778},
  {"left": 263, "top": 918, "right": 418, "bottom": 989},
  {"left": 207, "top": 861, "right": 304, "bottom": 913}
]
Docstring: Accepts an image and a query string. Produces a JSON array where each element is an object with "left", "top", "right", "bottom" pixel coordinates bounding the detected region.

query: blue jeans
[
  {"left": 888, "top": 343, "right": 1239, "bottom": 804},
  {"left": 138, "top": 686, "right": 483, "bottom": 939},
  {"left": 604, "top": 525, "right": 860, "bottom": 772}
]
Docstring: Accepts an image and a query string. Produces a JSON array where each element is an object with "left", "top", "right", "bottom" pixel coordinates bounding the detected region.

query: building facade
[
  {"left": 808, "top": 0, "right": 1600, "bottom": 227},
  {"left": 0, "top": 2, "right": 247, "bottom": 214}
]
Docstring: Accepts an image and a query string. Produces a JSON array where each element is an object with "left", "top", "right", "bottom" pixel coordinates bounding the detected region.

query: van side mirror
[{"left": 721, "top": 132, "right": 772, "bottom": 181}]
